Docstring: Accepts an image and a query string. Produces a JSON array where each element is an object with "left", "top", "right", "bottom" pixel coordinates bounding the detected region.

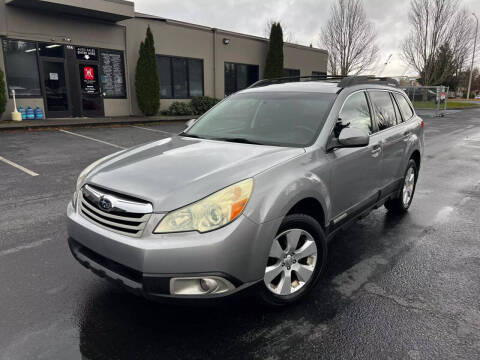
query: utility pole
[{"left": 467, "top": 13, "right": 478, "bottom": 100}]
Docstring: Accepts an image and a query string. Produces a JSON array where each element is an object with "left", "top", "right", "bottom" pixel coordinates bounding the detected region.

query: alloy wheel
[
  {"left": 264, "top": 228, "right": 318, "bottom": 296},
  {"left": 402, "top": 166, "right": 415, "bottom": 207}
]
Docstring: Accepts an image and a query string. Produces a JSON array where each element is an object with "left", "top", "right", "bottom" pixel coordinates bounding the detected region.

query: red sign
[{"left": 84, "top": 67, "right": 94, "bottom": 80}]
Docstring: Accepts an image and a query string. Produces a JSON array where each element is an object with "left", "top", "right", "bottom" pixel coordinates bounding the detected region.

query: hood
[{"left": 86, "top": 135, "right": 304, "bottom": 211}]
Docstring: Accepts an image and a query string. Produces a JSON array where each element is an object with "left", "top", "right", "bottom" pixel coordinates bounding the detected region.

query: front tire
[
  {"left": 259, "top": 214, "right": 327, "bottom": 306},
  {"left": 384, "top": 159, "right": 418, "bottom": 213}
]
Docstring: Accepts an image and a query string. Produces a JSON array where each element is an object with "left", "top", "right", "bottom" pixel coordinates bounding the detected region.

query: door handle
[{"left": 371, "top": 144, "right": 381, "bottom": 156}]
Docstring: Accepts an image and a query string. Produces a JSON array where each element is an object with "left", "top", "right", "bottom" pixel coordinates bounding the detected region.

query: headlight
[
  {"left": 73, "top": 152, "right": 123, "bottom": 207},
  {"left": 154, "top": 178, "right": 254, "bottom": 233}
]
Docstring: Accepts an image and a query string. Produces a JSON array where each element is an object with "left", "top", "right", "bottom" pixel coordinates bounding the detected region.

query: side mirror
[
  {"left": 185, "top": 118, "right": 197, "bottom": 128},
  {"left": 338, "top": 127, "right": 370, "bottom": 147}
]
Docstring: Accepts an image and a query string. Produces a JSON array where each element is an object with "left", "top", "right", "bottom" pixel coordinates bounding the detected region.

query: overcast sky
[{"left": 134, "top": 0, "right": 480, "bottom": 77}]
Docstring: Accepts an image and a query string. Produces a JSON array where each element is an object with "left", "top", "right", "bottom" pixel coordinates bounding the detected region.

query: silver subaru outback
[{"left": 67, "top": 76, "right": 424, "bottom": 305}]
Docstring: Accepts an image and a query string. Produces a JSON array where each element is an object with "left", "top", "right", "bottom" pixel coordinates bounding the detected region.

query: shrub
[
  {"left": 190, "top": 96, "right": 220, "bottom": 115},
  {"left": 168, "top": 101, "right": 193, "bottom": 116},
  {"left": 0, "top": 69, "right": 6, "bottom": 118},
  {"left": 135, "top": 26, "right": 160, "bottom": 116},
  {"left": 462, "top": 92, "right": 476, "bottom": 99}
]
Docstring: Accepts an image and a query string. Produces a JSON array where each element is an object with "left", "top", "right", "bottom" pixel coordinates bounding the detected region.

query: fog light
[
  {"left": 170, "top": 276, "right": 235, "bottom": 295},
  {"left": 200, "top": 278, "right": 218, "bottom": 292}
]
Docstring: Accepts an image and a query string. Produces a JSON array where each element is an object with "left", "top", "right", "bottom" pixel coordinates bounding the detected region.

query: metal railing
[{"left": 401, "top": 85, "right": 449, "bottom": 117}]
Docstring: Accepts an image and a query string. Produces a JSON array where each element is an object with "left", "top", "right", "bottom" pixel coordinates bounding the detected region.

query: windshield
[{"left": 184, "top": 92, "right": 336, "bottom": 147}]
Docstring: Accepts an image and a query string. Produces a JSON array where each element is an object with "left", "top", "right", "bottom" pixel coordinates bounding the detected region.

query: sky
[{"left": 134, "top": 0, "right": 480, "bottom": 77}]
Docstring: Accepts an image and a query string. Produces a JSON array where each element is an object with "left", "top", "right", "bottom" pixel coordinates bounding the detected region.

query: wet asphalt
[{"left": 0, "top": 112, "right": 479, "bottom": 360}]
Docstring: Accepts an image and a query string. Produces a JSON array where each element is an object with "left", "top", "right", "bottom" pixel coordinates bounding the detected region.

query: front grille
[{"left": 79, "top": 185, "right": 152, "bottom": 238}]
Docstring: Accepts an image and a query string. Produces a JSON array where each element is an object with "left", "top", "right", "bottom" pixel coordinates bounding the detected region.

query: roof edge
[{"left": 133, "top": 12, "right": 327, "bottom": 54}]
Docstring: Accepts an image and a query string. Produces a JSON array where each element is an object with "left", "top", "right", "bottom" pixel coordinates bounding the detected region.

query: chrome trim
[
  {"left": 332, "top": 212, "right": 348, "bottom": 224},
  {"left": 79, "top": 185, "right": 152, "bottom": 238},
  {"left": 81, "top": 197, "right": 150, "bottom": 223},
  {"left": 83, "top": 184, "right": 153, "bottom": 214}
]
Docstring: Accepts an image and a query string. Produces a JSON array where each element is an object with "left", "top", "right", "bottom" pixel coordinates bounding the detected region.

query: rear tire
[
  {"left": 384, "top": 159, "right": 418, "bottom": 213},
  {"left": 259, "top": 214, "right": 327, "bottom": 306}
]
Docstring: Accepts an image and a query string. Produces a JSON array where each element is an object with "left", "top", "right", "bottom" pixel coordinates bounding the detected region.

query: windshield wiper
[{"left": 211, "top": 137, "right": 263, "bottom": 145}]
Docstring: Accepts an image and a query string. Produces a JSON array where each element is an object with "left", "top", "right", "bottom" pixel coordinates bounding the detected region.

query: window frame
[
  {"left": 224, "top": 61, "right": 259, "bottom": 96},
  {"left": 336, "top": 90, "right": 374, "bottom": 136},
  {"left": 389, "top": 92, "right": 403, "bottom": 125},
  {"left": 392, "top": 92, "right": 415, "bottom": 122},
  {"left": 156, "top": 54, "right": 204, "bottom": 99},
  {"left": 2, "top": 38, "right": 43, "bottom": 99},
  {"left": 367, "top": 89, "right": 400, "bottom": 132}
]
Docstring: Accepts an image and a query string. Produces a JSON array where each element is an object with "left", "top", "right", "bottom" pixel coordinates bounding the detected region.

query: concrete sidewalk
[{"left": 0, "top": 115, "right": 192, "bottom": 131}]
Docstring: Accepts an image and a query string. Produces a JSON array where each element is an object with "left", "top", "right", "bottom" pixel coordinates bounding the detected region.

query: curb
[{"left": 0, "top": 116, "right": 191, "bottom": 132}]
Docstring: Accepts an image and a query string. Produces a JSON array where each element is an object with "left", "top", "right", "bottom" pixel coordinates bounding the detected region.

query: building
[{"left": 0, "top": 0, "right": 328, "bottom": 120}]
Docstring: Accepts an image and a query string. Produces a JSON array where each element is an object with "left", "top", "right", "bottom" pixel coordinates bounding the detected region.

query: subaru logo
[{"left": 99, "top": 197, "right": 113, "bottom": 212}]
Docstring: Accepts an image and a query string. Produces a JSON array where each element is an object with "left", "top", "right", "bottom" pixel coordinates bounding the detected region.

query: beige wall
[
  {"left": 284, "top": 45, "right": 328, "bottom": 76},
  {"left": 123, "top": 18, "right": 328, "bottom": 114},
  {"left": 123, "top": 18, "right": 215, "bottom": 115},
  {"left": 0, "top": 1, "right": 6, "bottom": 36},
  {"left": 104, "top": 99, "right": 131, "bottom": 117},
  {"left": 5, "top": 6, "right": 126, "bottom": 50},
  {"left": 214, "top": 30, "right": 267, "bottom": 99}
]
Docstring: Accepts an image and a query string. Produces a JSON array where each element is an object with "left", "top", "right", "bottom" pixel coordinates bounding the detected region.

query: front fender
[{"left": 243, "top": 152, "right": 331, "bottom": 227}]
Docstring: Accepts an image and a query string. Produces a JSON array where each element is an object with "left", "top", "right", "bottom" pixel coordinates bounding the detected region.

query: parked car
[{"left": 67, "top": 76, "right": 424, "bottom": 305}]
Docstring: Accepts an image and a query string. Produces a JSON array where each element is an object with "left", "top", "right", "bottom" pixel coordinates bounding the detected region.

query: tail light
[{"left": 421, "top": 120, "right": 424, "bottom": 128}]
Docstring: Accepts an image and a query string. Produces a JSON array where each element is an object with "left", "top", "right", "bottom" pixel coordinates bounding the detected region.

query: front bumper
[{"left": 67, "top": 202, "right": 281, "bottom": 299}]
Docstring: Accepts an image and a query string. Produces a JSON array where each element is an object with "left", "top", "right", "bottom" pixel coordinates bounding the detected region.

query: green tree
[
  {"left": 135, "top": 26, "right": 160, "bottom": 115},
  {"left": 0, "top": 69, "right": 6, "bottom": 118},
  {"left": 264, "top": 22, "right": 284, "bottom": 79},
  {"left": 431, "top": 43, "right": 457, "bottom": 89}
]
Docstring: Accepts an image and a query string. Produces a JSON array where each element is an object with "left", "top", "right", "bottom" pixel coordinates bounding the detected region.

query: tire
[
  {"left": 384, "top": 159, "right": 418, "bottom": 213},
  {"left": 259, "top": 214, "right": 327, "bottom": 306}
]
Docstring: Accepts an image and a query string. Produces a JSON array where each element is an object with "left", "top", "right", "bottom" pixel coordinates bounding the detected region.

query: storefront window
[
  {"left": 284, "top": 68, "right": 300, "bottom": 78},
  {"left": 188, "top": 59, "right": 203, "bottom": 97},
  {"left": 156, "top": 55, "right": 204, "bottom": 98},
  {"left": 224, "top": 62, "right": 259, "bottom": 96},
  {"left": 99, "top": 49, "right": 126, "bottom": 98},
  {"left": 38, "top": 43, "right": 64, "bottom": 58},
  {"left": 2, "top": 39, "right": 41, "bottom": 97}
]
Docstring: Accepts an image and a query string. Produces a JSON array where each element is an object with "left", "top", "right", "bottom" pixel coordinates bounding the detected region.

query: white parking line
[
  {"left": 0, "top": 238, "right": 52, "bottom": 257},
  {"left": 0, "top": 156, "right": 39, "bottom": 177},
  {"left": 59, "top": 129, "right": 126, "bottom": 149},
  {"left": 129, "top": 125, "right": 173, "bottom": 135}
]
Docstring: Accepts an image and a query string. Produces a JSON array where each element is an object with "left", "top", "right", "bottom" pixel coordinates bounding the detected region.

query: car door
[
  {"left": 368, "top": 90, "right": 408, "bottom": 196},
  {"left": 329, "top": 90, "right": 383, "bottom": 223}
]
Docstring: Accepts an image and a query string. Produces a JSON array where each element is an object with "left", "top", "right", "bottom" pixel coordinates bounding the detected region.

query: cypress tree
[
  {"left": 0, "top": 69, "right": 6, "bottom": 118},
  {"left": 135, "top": 26, "right": 160, "bottom": 115},
  {"left": 264, "top": 23, "right": 284, "bottom": 79}
]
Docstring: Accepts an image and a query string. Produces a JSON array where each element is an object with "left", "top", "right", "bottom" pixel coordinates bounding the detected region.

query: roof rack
[
  {"left": 337, "top": 76, "right": 399, "bottom": 88},
  {"left": 248, "top": 75, "right": 345, "bottom": 89},
  {"left": 247, "top": 75, "right": 399, "bottom": 89}
]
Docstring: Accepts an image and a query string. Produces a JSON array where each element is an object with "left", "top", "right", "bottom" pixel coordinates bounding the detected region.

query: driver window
[{"left": 336, "top": 91, "right": 372, "bottom": 137}]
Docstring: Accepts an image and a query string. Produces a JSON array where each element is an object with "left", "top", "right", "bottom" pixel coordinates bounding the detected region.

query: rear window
[
  {"left": 394, "top": 93, "right": 414, "bottom": 120},
  {"left": 369, "top": 91, "right": 397, "bottom": 130},
  {"left": 186, "top": 92, "right": 336, "bottom": 147}
]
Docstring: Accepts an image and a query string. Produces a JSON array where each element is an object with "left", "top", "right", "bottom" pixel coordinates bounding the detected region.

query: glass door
[
  {"left": 40, "top": 59, "right": 71, "bottom": 118},
  {"left": 78, "top": 63, "right": 104, "bottom": 117}
]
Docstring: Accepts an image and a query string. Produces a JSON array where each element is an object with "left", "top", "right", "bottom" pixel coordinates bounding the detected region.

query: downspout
[{"left": 212, "top": 28, "right": 216, "bottom": 98}]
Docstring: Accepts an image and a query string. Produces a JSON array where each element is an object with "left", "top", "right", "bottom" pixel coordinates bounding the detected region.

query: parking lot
[{"left": 0, "top": 111, "right": 479, "bottom": 359}]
